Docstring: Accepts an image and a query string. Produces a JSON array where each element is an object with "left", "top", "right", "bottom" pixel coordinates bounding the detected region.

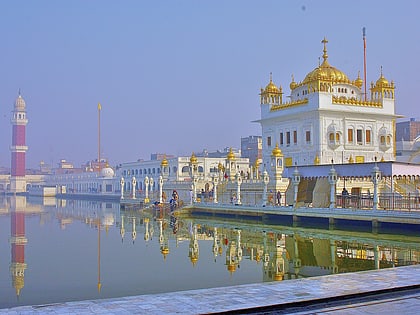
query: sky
[{"left": 0, "top": 0, "right": 419, "bottom": 169}]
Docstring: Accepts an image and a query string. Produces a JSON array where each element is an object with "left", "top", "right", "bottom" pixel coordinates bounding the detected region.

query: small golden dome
[
  {"left": 348, "top": 155, "right": 354, "bottom": 164},
  {"left": 190, "top": 152, "right": 198, "bottom": 164},
  {"left": 314, "top": 155, "right": 320, "bottom": 165},
  {"left": 354, "top": 72, "right": 363, "bottom": 88},
  {"left": 161, "top": 157, "right": 168, "bottom": 167},
  {"left": 264, "top": 73, "right": 280, "bottom": 93},
  {"left": 290, "top": 74, "right": 298, "bottom": 90},
  {"left": 227, "top": 148, "right": 235, "bottom": 161},
  {"left": 271, "top": 143, "right": 283, "bottom": 157},
  {"left": 375, "top": 72, "right": 389, "bottom": 87}
]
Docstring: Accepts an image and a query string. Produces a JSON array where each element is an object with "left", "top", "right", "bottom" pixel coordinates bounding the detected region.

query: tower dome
[
  {"left": 375, "top": 70, "right": 389, "bottom": 87},
  {"left": 302, "top": 38, "right": 350, "bottom": 84},
  {"left": 265, "top": 78, "right": 280, "bottom": 93},
  {"left": 190, "top": 152, "right": 198, "bottom": 165},
  {"left": 227, "top": 148, "right": 235, "bottom": 161},
  {"left": 14, "top": 93, "right": 26, "bottom": 111},
  {"left": 100, "top": 167, "right": 115, "bottom": 178},
  {"left": 271, "top": 143, "right": 283, "bottom": 157}
]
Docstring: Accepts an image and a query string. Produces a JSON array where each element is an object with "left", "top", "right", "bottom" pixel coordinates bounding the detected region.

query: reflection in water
[{"left": 0, "top": 196, "right": 419, "bottom": 309}]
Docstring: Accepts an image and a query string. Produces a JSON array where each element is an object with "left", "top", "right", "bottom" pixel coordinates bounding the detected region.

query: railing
[{"left": 337, "top": 193, "right": 420, "bottom": 211}]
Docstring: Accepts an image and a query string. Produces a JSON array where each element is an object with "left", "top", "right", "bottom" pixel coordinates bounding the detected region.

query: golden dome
[
  {"left": 190, "top": 152, "right": 198, "bottom": 164},
  {"left": 218, "top": 162, "right": 224, "bottom": 171},
  {"left": 290, "top": 74, "right": 298, "bottom": 90},
  {"left": 264, "top": 73, "right": 280, "bottom": 93},
  {"left": 161, "top": 157, "right": 168, "bottom": 167},
  {"left": 314, "top": 155, "right": 320, "bottom": 165},
  {"left": 271, "top": 143, "right": 283, "bottom": 157},
  {"left": 227, "top": 148, "right": 235, "bottom": 161},
  {"left": 354, "top": 72, "right": 363, "bottom": 88},
  {"left": 303, "top": 38, "right": 350, "bottom": 84},
  {"left": 375, "top": 70, "right": 389, "bottom": 87}
]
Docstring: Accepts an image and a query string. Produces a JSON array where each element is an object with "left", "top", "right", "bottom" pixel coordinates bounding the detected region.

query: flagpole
[{"left": 98, "top": 103, "right": 101, "bottom": 172}]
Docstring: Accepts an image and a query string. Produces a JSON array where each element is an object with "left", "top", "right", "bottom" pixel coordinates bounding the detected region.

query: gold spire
[
  {"left": 290, "top": 74, "right": 297, "bottom": 90},
  {"left": 321, "top": 37, "right": 329, "bottom": 64}
]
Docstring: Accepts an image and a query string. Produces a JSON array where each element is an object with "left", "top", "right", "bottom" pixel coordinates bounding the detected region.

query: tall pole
[
  {"left": 98, "top": 103, "right": 101, "bottom": 172},
  {"left": 363, "top": 27, "right": 367, "bottom": 101}
]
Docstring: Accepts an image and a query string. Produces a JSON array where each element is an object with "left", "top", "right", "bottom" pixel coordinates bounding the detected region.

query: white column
[
  {"left": 159, "top": 175, "right": 164, "bottom": 203},
  {"left": 131, "top": 176, "right": 137, "bottom": 199},
  {"left": 236, "top": 172, "right": 242, "bottom": 205},
  {"left": 292, "top": 166, "right": 301, "bottom": 209},
  {"left": 262, "top": 170, "right": 269, "bottom": 206},
  {"left": 371, "top": 161, "right": 381, "bottom": 210},
  {"left": 328, "top": 164, "right": 337, "bottom": 208},
  {"left": 144, "top": 176, "right": 149, "bottom": 203},
  {"left": 213, "top": 175, "right": 219, "bottom": 204}
]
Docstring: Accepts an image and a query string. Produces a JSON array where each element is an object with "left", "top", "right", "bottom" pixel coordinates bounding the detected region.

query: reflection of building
[
  {"left": 10, "top": 196, "right": 28, "bottom": 297},
  {"left": 258, "top": 38, "right": 399, "bottom": 175},
  {"left": 10, "top": 93, "right": 28, "bottom": 193}
]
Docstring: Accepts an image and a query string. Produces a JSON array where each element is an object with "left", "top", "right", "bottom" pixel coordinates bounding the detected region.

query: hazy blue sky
[{"left": 1, "top": 0, "right": 419, "bottom": 169}]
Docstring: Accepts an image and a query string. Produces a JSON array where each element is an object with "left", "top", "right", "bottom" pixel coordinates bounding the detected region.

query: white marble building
[{"left": 257, "top": 38, "right": 400, "bottom": 180}]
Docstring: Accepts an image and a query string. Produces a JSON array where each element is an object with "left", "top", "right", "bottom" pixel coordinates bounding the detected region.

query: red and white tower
[{"left": 10, "top": 92, "right": 28, "bottom": 193}]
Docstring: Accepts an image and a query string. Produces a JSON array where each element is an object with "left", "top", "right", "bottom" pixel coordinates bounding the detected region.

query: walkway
[{"left": 1, "top": 265, "right": 419, "bottom": 314}]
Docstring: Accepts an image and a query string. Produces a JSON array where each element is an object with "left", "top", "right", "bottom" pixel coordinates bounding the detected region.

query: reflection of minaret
[
  {"left": 10, "top": 196, "right": 28, "bottom": 298},
  {"left": 189, "top": 224, "right": 199, "bottom": 266},
  {"left": 10, "top": 92, "right": 28, "bottom": 193}
]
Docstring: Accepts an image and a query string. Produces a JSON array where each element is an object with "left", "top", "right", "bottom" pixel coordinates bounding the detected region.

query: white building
[{"left": 257, "top": 38, "right": 400, "bottom": 179}]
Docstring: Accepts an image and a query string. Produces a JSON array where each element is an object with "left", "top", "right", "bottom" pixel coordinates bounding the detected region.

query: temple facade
[{"left": 257, "top": 38, "right": 400, "bottom": 179}]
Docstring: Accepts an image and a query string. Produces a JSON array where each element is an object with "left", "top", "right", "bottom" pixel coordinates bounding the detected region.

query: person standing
[{"left": 276, "top": 190, "right": 282, "bottom": 206}]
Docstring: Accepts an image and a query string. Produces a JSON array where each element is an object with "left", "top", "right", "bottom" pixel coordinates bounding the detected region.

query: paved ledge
[{"left": 1, "top": 265, "right": 420, "bottom": 314}]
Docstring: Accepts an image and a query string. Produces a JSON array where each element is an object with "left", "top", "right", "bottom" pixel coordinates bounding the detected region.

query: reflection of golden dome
[
  {"left": 254, "top": 159, "right": 260, "bottom": 168},
  {"left": 161, "top": 247, "right": 169, "bottom": 259},
  {"left": 274, "top": 273, "right": 284, "bottom": 281},
  {"left": 190, "top": 256, "right": 198, "bottom": 266},
  {"left": 227, "top": 264, "right": 236, "bottom": 273},
  {"left": 303, "top": 38, "right": 350, "bottom": 84},
  {"left": 271, "top": 143, "right": 283, "bottom": 157},
  {"left": 227, "top": 148, "right": 235, "bottom": 161},
  {"left": 218, "top": 246, "right": 223, "bottom": 255},
  {"left": 190, "top": 152, "right": 198, "bottom": 164},
  {"left": 161, "top": 157, "right": 168, "bottom": 167}
]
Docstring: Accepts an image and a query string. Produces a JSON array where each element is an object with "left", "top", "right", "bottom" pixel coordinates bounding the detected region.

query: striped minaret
[{"left": 10, "top": 92, "right": 28, "bottom": 193}]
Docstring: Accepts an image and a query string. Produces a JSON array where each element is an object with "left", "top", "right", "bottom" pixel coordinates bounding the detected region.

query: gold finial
[
  {"left": 290, "top": 74, "right": 297, "bottom": 90},
  {"left": 271, "top": 143, "right": 283, "bottom": 157},
  {"left": 321, "top": 37, "right": 329, "bottom": 62},
  {"left": 269, "top": 72, "right": 273, "bottom": 82}
]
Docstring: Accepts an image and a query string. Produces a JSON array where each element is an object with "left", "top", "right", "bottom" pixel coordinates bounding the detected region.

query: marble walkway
[{"left": 1, "top": 265, "right": 420, "bottom": 314}]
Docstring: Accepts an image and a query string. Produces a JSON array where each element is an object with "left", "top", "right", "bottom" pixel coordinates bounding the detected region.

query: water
[{"left": 1, "top": 196, "right": 419, "bottom": 309}]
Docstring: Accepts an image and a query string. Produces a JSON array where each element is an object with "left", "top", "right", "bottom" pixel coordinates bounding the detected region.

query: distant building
[
  {"left": 151, "top": 153, "right": 175, "bottom": 161},
  {"left": 241, "top": 136, "right": 262, "bottom": 165},
  {"left": 396, "top": 118, "right": 420, "bottom": 141}
]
